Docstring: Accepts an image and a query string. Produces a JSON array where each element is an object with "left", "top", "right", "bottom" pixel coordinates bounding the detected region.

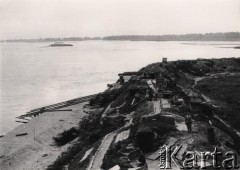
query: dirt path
[
  {"left": 153, "top": 100, "right": 161, "bottom": 114},
  {"left": 87, "top": 132, "right": 116, "bottom": 170},
  {"left": 87, "top": 114, "right": 134, "bottom": 170}
]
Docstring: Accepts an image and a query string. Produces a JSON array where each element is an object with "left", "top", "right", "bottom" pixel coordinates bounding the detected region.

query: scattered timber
[
  {"left": 16, "top": 133, "right": 28, "bottom": 137},
  {"left": 16, "top": 94, "right": 98, "bottom": 120},
  {"left": 15, "top": 120, "right": 28, "bottom": 124},
  {"left": 48, "top": 109, "right": 73, "bottom": 112}
]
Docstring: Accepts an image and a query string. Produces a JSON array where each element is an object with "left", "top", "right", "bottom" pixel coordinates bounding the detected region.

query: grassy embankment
[{"left": 195, "top": 74, "right": 240, "bottom": 131}]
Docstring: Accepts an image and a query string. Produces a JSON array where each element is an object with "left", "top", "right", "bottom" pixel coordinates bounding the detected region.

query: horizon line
[{"left": 1, "top": 31, "right": 240, "bottom": 42}]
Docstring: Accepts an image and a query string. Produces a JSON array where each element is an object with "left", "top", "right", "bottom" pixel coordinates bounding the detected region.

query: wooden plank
[
  {"left": 16, "top": 133, "right": 28, "bottom": 136},
  {"left": 16, "top": 94, "right": 98, "bottom": 119},
  {"left": 48, "top": 109, "right": 72, "bottom": 112},
  {"left": 16, "top": 121, "right": 28, "bottom": 124}
]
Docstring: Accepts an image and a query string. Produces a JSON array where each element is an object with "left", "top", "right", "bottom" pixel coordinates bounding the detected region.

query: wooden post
[{"left": 34, "top": 128, "right": 36, "bottom": 141}]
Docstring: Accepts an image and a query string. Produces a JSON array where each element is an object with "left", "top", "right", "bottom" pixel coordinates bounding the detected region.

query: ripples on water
[{"left": 0, "top": 41, "right": 239, "bottom": 135}]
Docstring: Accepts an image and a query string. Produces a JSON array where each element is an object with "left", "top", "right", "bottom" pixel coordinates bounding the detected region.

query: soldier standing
[{"left": 185, "top": 112, "right": 193, "bottom": 132}]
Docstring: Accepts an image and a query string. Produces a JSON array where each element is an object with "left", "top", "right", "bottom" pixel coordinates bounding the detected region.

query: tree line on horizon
[
  {"left": 104, "top": 32, "right": 240, "bottom": 41},
  {"left": 2, "top": 32, "right": 240, "bottom": 42}
]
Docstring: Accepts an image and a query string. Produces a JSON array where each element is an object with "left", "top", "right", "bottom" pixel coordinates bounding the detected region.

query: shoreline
[
  {"left": 16, "top": 94, "right": 97, "bottom": 121},
  {"left": 0, "top": 102, "right": 91, "bottom": 170},
  {"left": 1, "top": 57, "right": 240, "bottom": 169},
  {"left": 0, "top": 94, "right": 98, "bottom": 137}
]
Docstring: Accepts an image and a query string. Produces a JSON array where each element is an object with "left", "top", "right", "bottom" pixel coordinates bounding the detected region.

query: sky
[{"left": 0, "top": 0, "right": 240, "bottom": 39}]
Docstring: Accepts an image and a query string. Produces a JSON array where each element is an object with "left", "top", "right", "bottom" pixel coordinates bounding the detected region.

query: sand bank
[{"left": 0, "top": 102, "right": 88, "bottom": 170}]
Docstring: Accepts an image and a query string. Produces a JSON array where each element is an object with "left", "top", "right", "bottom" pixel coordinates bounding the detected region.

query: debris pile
[{"left": 46, "top": 58, "right": 240, "bottom": 169}]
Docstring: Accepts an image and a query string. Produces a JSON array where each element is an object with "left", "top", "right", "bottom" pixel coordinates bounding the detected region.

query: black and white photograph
[{"left": 0, "top": 0, "right": 240, "bottom": 169}]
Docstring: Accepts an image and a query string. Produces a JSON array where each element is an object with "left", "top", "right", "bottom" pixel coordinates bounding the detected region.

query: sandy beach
[{"left": 0, "top": 102, "right": 88, "bottom": 170}]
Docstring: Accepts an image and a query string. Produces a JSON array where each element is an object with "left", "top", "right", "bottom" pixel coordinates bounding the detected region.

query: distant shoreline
[
  {"left": 181, "top": 43, "right": 240, "bottom": 46},
  {"left": 2, "top": 40, "right": 240, "bottom": 43},
  {"left": 1, "top": 32, "right": 240, "bottom": 43},
  {"left": 1, "top": 40, "right": 240, "bottom": 45}
]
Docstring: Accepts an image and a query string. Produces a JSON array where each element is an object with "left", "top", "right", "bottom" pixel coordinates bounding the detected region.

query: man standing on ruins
[{"left": 185, "top": 112, "right": 193, "bottom": 132}]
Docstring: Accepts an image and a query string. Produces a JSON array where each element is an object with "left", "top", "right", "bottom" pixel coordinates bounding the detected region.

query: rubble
[{"left": 34, "top": 58, "right": 240, "bottom": 169}]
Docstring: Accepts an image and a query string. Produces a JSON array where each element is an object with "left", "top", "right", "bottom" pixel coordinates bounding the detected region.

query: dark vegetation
[
  {"left": 48, "top": 110, "right": 102, "bottom": 170},
  {"left": 3, "top": 36, "right": 101, "bottom": 42},
  {"left": 196, "top": 75, "right": 240, "bottom": 131},
  {"left": 53, "top": 127, "right": 78, "bottom": 146},
  {"left": 140, "top": 58, "right": 240, "bottom": 89},
  {"left": 89, "top": 86, "right": 125, "bottom": 107},
  {"left": 101, "top": 139, "right": 133, "bottom": 170},
  {"left": 104, "top": 32, "right": 240, "bottom": 41},
  {"left": 196, "top": 75, "right": 240, "bottom": 103},
  {"left": 48, "top": 108, "right": 125, "bottom": 170},
  {"left": 214, "top": 117, "right": 240, "bottom": 154},
  {"left": 48, "top": 139, "right": 89, "bottom": 170},
  {"left": 142, "top": 58, "right": 240, "bottom": 76},
  {"left": 68, "top": 142, "right": 101, "bottom": 170},
  {"left": 109, "top": 80, "right": 149, "bottom": 113}
]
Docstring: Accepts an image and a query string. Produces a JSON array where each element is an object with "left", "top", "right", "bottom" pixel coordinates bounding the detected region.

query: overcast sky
[{"left": 0, "top": 0, "right": 240, "bottom": 39}]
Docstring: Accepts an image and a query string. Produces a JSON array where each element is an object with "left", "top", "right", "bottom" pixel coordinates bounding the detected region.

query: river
[{"left": 0, "top": 40, "right": 239, "bottom": 135}]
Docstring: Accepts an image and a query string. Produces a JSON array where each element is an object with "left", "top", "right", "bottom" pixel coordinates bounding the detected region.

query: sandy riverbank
[{"left": 0, "top": 102, "right": 88, "bottom": 170}]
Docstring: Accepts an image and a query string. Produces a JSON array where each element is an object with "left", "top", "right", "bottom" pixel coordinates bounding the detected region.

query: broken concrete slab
[
  {"left": 114, "top": 130, "right": 130, "bottom": 144},
  {"left": 80, "top": 148, "right": 93, "bottom": 163},
  {"left": 109, "top": 165, "right": 121, "bottom": 170},
  {"left": 175, "top": 121, "right": 188, "bottom": 131},
  {"left": 153, "top": 100, "right": 161, "bottom": 114},
  {"left": 161, "top": 99, "right": 171, "bottom": 109}
]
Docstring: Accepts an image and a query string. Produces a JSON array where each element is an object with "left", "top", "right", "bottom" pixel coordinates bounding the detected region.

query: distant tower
[{"left": 162, "top": 57, "right": 167, "bottom": 64}]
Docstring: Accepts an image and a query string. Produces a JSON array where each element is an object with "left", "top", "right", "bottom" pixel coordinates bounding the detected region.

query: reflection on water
[{"left": 0, "top": 40, "right": 239, "bottom": 134}]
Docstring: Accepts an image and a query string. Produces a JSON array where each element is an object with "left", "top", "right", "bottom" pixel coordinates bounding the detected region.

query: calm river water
[{"left": 0, "top": 40, "right": 239, "bottom": 135}]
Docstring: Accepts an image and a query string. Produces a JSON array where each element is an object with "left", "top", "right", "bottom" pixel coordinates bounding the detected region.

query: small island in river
[{"left": 49, "top": 42, "right": 73, "bottom": 47}]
